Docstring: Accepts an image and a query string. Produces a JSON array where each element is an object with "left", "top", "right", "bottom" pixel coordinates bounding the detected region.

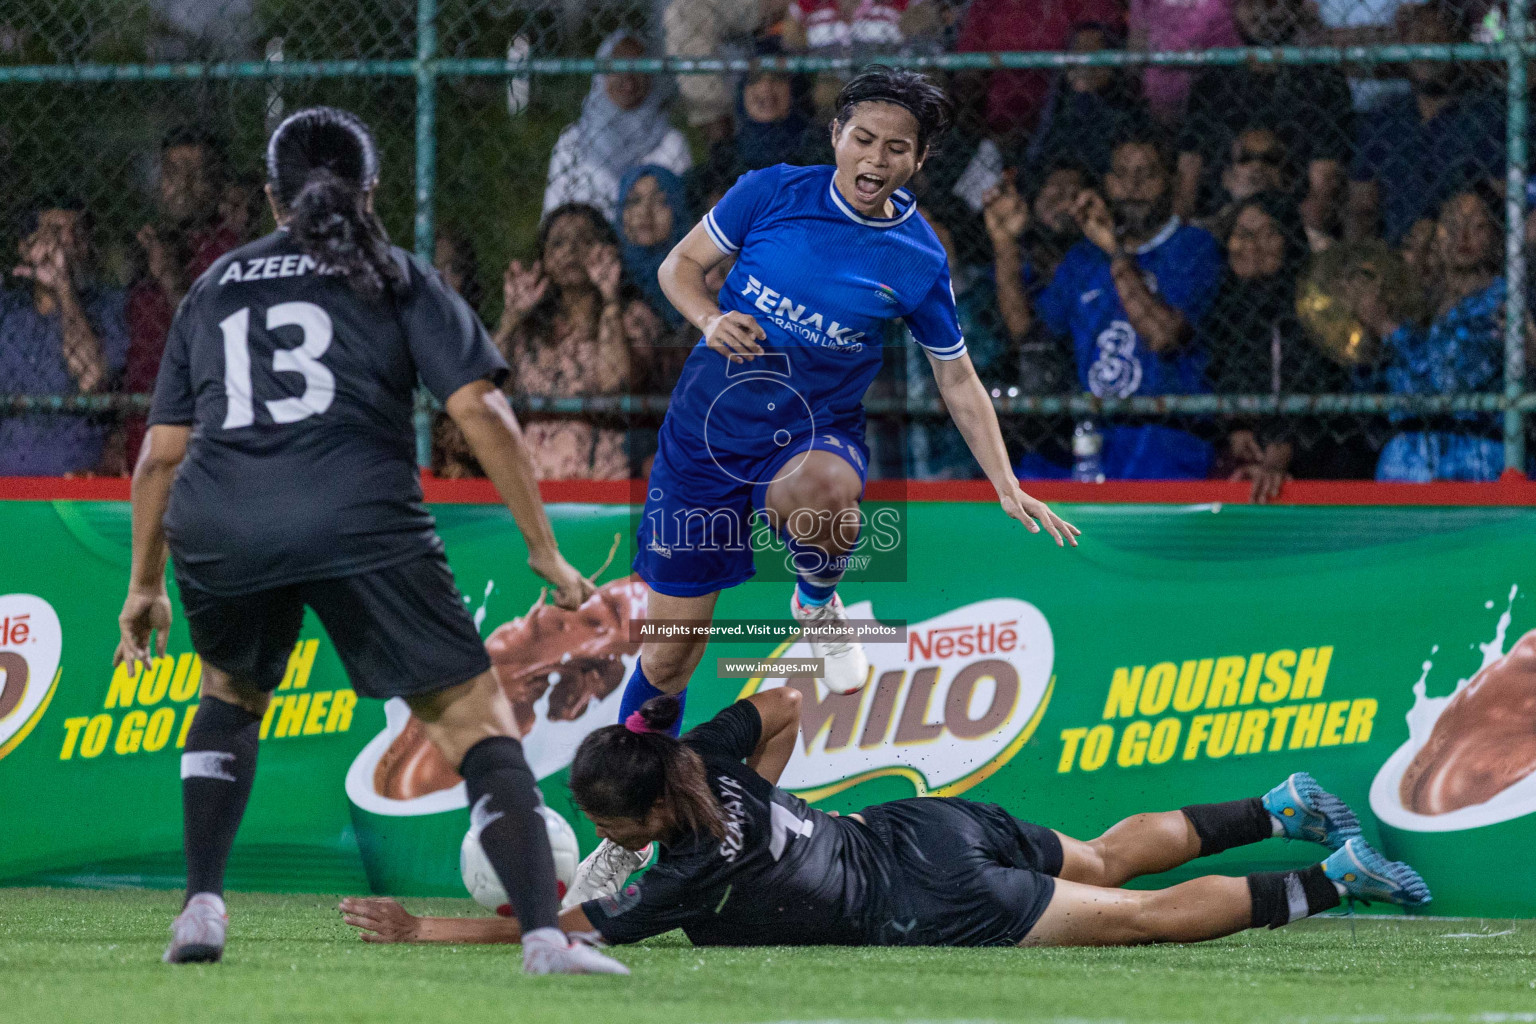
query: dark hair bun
[
  {"left": 264, "top": 105, "right": 403, "bottom": 298},
  {"left": 637, "top": 694, "right": 683, "bottom": 734}
]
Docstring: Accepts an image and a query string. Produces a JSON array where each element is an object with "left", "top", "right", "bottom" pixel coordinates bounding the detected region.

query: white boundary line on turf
[{"left": 757, "top": 1016, "right": 1536, "bottom": 1024}]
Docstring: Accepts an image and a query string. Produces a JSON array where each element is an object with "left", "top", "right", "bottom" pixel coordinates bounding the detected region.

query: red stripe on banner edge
[{"left": 2, "top": 473, "right": 1534, "bottom": 506}]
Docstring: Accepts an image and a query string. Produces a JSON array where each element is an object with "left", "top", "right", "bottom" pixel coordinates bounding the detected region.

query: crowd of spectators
[{"left": 2, "top": 0, "right": 1528, "bottom": 488}]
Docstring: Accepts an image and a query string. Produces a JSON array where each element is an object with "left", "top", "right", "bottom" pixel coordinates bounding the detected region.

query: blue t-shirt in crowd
[
  {"left": 1383, "top": 277, "right": 1504, "bottom": 424},
  {"left": 1035, "top": 219, "right": 1221, "bottom": 399},
  {"left": 666, "top": 163, "right": 964, "bottom": 457},
  {"left": 1352, "top": 91, "right": 1505, "bottom": 244},
  {"left": 1027, "top": 218, "right": 1220, "bottom": 479},
  {"left": 0, "top": 285, "right": 129, "bottom": 474}
]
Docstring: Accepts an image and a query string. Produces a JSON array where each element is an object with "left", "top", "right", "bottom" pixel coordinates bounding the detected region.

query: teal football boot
[
  {"left": 1323, "top": 837, "right": 1432, "bottom": 908},
  {"left": 1262, "top": 771, "right": 1362, "bottom": 850}
]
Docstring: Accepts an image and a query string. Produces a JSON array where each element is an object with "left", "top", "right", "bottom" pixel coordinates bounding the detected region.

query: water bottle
[{"left": 1072, "top": 420, "right": 1105, "bottom": 483}]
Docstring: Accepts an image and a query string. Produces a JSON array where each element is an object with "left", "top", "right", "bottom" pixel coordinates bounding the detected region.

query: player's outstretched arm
[
  {"left": 658, "top": 223, "right": 764, "bottom": 364},
  {"left": 927, "top": 352, "right": 1079, "bottom": 547},
  {"left": 446, "top": 379, "right": 595, "bottom": 610},
  {"left": 338, "top": 897, "right": 602, "bottom": 945},
  {"left": 114, "top": 424, "right": 189, "bottom": 673}
]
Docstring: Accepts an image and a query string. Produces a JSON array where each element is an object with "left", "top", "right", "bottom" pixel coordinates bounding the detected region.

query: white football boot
[
  {"left": 163, "top": 892, "right": 227, "bottom": 963},
  {"left": 522, "top": 927, "right": 630, "bottom": 975},
  {"left": 791, "top": 590, "right": 870, "bottom": 695},
  {"left": 561, "top": 839, "right": 651, "bottom": 910}
]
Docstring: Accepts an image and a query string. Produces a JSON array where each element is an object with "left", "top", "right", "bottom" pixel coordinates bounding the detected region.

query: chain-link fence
[{"left": 1, "top": 0, "right": 1529, "bottom": 485}]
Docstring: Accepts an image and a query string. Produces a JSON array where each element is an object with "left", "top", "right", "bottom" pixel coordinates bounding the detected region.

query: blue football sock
[
  {"left": 796, "top": 580, "right": 836, "bottom": 606},
  {"left": 617, "top": 660, "right": 686, "bottom": 738},
  {"left": 788, "top": 538, "right": 843, "bottom": 606}
]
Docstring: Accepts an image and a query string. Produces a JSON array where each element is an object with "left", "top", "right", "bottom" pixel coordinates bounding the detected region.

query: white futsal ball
[{"left": 461, "top": 804, "right": 580, "bottom": 915}]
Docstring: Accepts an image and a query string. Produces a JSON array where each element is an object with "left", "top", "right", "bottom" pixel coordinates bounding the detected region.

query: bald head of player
[{"left": 829, "top": 65, "right": 952, "bottom": 218}]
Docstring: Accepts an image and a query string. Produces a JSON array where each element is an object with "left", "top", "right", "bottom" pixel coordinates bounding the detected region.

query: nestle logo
[
  {"left": 0, "top": 614, "right": 30, "bottom": 646},
  {"left": 907, "top": 620, "right": 1019, "bottom": 662}
]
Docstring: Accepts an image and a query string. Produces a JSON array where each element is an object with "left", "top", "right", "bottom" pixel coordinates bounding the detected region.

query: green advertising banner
[{"left": 2, "top": 499, "right": 1534, "bottom": 918}]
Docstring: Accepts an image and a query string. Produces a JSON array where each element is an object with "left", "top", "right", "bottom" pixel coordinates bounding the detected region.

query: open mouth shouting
[{"left": 853, "top": 172, "right": 888, "bottom": 207}]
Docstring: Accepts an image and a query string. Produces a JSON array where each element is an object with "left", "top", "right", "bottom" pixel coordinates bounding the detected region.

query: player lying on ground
[
  {"left": 341, "top": 690, "right": 1430, "bottom": 949},
  {"left": 115, "top": 106, "right": 623, "bottom": 974},
  {"left": 586, "top": 60, "right": 1078, "bottom": 909}
]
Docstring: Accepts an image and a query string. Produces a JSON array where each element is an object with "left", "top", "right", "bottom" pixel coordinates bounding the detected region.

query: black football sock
[
  {"left": 180, "top": 695, "right": 261, "bottom": 900},
  {"left": 1246, "top": 865, "right": 1342, "bottom": 929},
  {"left": 1181, "top": 797, "right": 1275, "bottom": 857},
  {"left": 460, "top": 736, "right": 561, "bottom": 933}
]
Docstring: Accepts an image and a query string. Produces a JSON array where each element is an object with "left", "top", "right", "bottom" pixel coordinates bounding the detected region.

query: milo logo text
[{"left": 745, "top": 598, "right": 1054, "bottom": 801}]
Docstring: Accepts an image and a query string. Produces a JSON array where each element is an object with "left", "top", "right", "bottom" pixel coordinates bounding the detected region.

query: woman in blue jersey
[{"left": 573, "top": 67, "right": 1079, "bottom": 905}]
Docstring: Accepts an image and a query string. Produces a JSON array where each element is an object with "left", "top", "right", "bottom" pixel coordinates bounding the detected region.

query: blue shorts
[{"left": 633, "top": 419, "right": 869, "bottom": 598}]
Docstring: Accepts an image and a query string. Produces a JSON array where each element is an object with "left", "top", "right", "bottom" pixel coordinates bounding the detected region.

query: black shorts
[
  {"left": 177, "top": 553, "right": 491, "bottom": 699},
  {"left": 858, "top": 797, "right": 1062, "bottom": 947}
]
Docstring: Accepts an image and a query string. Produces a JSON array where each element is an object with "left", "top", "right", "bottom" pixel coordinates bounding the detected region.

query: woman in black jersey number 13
[{"left": 113, "top": 107, "right": 628, "bottom": 975}]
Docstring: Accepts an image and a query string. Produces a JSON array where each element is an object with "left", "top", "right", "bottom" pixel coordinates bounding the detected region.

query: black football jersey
[
  {"left": 582, "top": 702, "right": 900, "bottom": 947},
  {"left": 148, "top": 229, "right": 506, "bottom": 595}
]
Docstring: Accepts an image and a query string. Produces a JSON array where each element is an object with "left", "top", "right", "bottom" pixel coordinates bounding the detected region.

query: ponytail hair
[
  {"left": 265, "top": 106, "right": 405, "bottom": 298},
  {"left": 569, "top": 695, "right": 726, "bottom": 843}
]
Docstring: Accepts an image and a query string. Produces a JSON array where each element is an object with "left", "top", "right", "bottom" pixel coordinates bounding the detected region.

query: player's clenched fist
[{"left": 703, "top": 310, "right": 766, "bottom": 363}]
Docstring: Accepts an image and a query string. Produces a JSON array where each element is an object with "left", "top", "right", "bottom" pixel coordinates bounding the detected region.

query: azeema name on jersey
[{"left": 217, "top": 252, "right": 342, "bottom": 285}]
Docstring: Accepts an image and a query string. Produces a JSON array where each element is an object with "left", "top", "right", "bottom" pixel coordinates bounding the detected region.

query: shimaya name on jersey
[{"left": 740, "top": 275, "right": 866, "bottom": 351}]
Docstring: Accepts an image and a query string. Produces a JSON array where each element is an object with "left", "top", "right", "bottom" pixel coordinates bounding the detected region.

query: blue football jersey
[
  {"left": 664, "top": 164, "right": 964, "bottom": 459},
  {"left": 1035, "top": 219, "right": 1221, "bottom": 398}
]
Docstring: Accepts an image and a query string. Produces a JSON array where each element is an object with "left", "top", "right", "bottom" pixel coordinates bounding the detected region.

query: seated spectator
[
  {"left": 616, "top": 168, "right": 689, "bottom": 471},
  {"left": 1023, "top": 22, "right": 1151, "bottom": 181},
  {"left": 1348, "top": 2, "right": 1504, "bottom": 245},
  {"left": 124, "top": 128, "right": 238, "bottom": 462},
  {"left": 694, "top": 65, "right": 820, "bottom": 198},
  {"left": 434, "top": 227, "right": 484, "bottom": 314},
  {"left": 1399, "top": 215, "right": 1441, "bottom": 295},
  {"left": 0, "top": 199, "right": 128, "bottom": 475},
  {"left": 783, "top": 0, "right": 932, "bottom": 50},
  {"left": 1315, "top": 0, "right": 1412, "bottom": 113},
  {"left": 953, "top": 0, "right": 1124, "bottom": 136},
  {"left": 906, "top": 72, "right": 1004, "bottom": 247},
  {"left": 217, "top": 174, "right": 264, "bottom": 245},
  {"left": 1352, "top": 186, "right": 1509, "bottom": 481},
  {"left": 665, "top": 0, "right": 791, "bottom": 139},
  {"left": 493, "top": 204, "right": 655, "bottom": 480},
  {"left": 905, "top": 197, "right": 1013, "bottom": 480},
  {"left": 1128, "top": 0, "right": 1238, "bottom": 125},
  {"left": 430, "top": 228, "right": 487, "bottom": 479},
  {"left": 986, "top": 157, "right": 1090, "bottom": 318},
  {"left": 996, "top": 132, "right": 1223, "bottom": 479},
  {"left": 1203, "top": 194, "right": 1366, "bottom": 496},
  {"left": 1177, "top": 0, "right": 1352, "bottom": 241},
  {"left": 1194, "top": 127, "right": 1297, "bottom": 240},
  {"left": 618, "top": 165, "right": 689, "bottom": 332},
  {"left": 543, "top": 31, "right": 692, "bottom": 224}
]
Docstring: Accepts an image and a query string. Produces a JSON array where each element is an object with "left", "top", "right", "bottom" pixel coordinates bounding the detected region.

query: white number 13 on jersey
[{"left": 220, "top": 302, "right": 336, "bottom": 429}]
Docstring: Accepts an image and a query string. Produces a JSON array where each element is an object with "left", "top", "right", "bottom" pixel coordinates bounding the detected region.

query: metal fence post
[
  {"left": 1506, "top": 0, "right": 1529, "bottom": 475},
  {"left": 414, "top": 0, "right": 438, "bottom": 468}
]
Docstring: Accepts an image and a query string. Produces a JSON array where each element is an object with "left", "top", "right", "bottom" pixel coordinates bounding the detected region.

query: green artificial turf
[{"left": 3, "top": 887, "right": 1535, "bottom": 1024}]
